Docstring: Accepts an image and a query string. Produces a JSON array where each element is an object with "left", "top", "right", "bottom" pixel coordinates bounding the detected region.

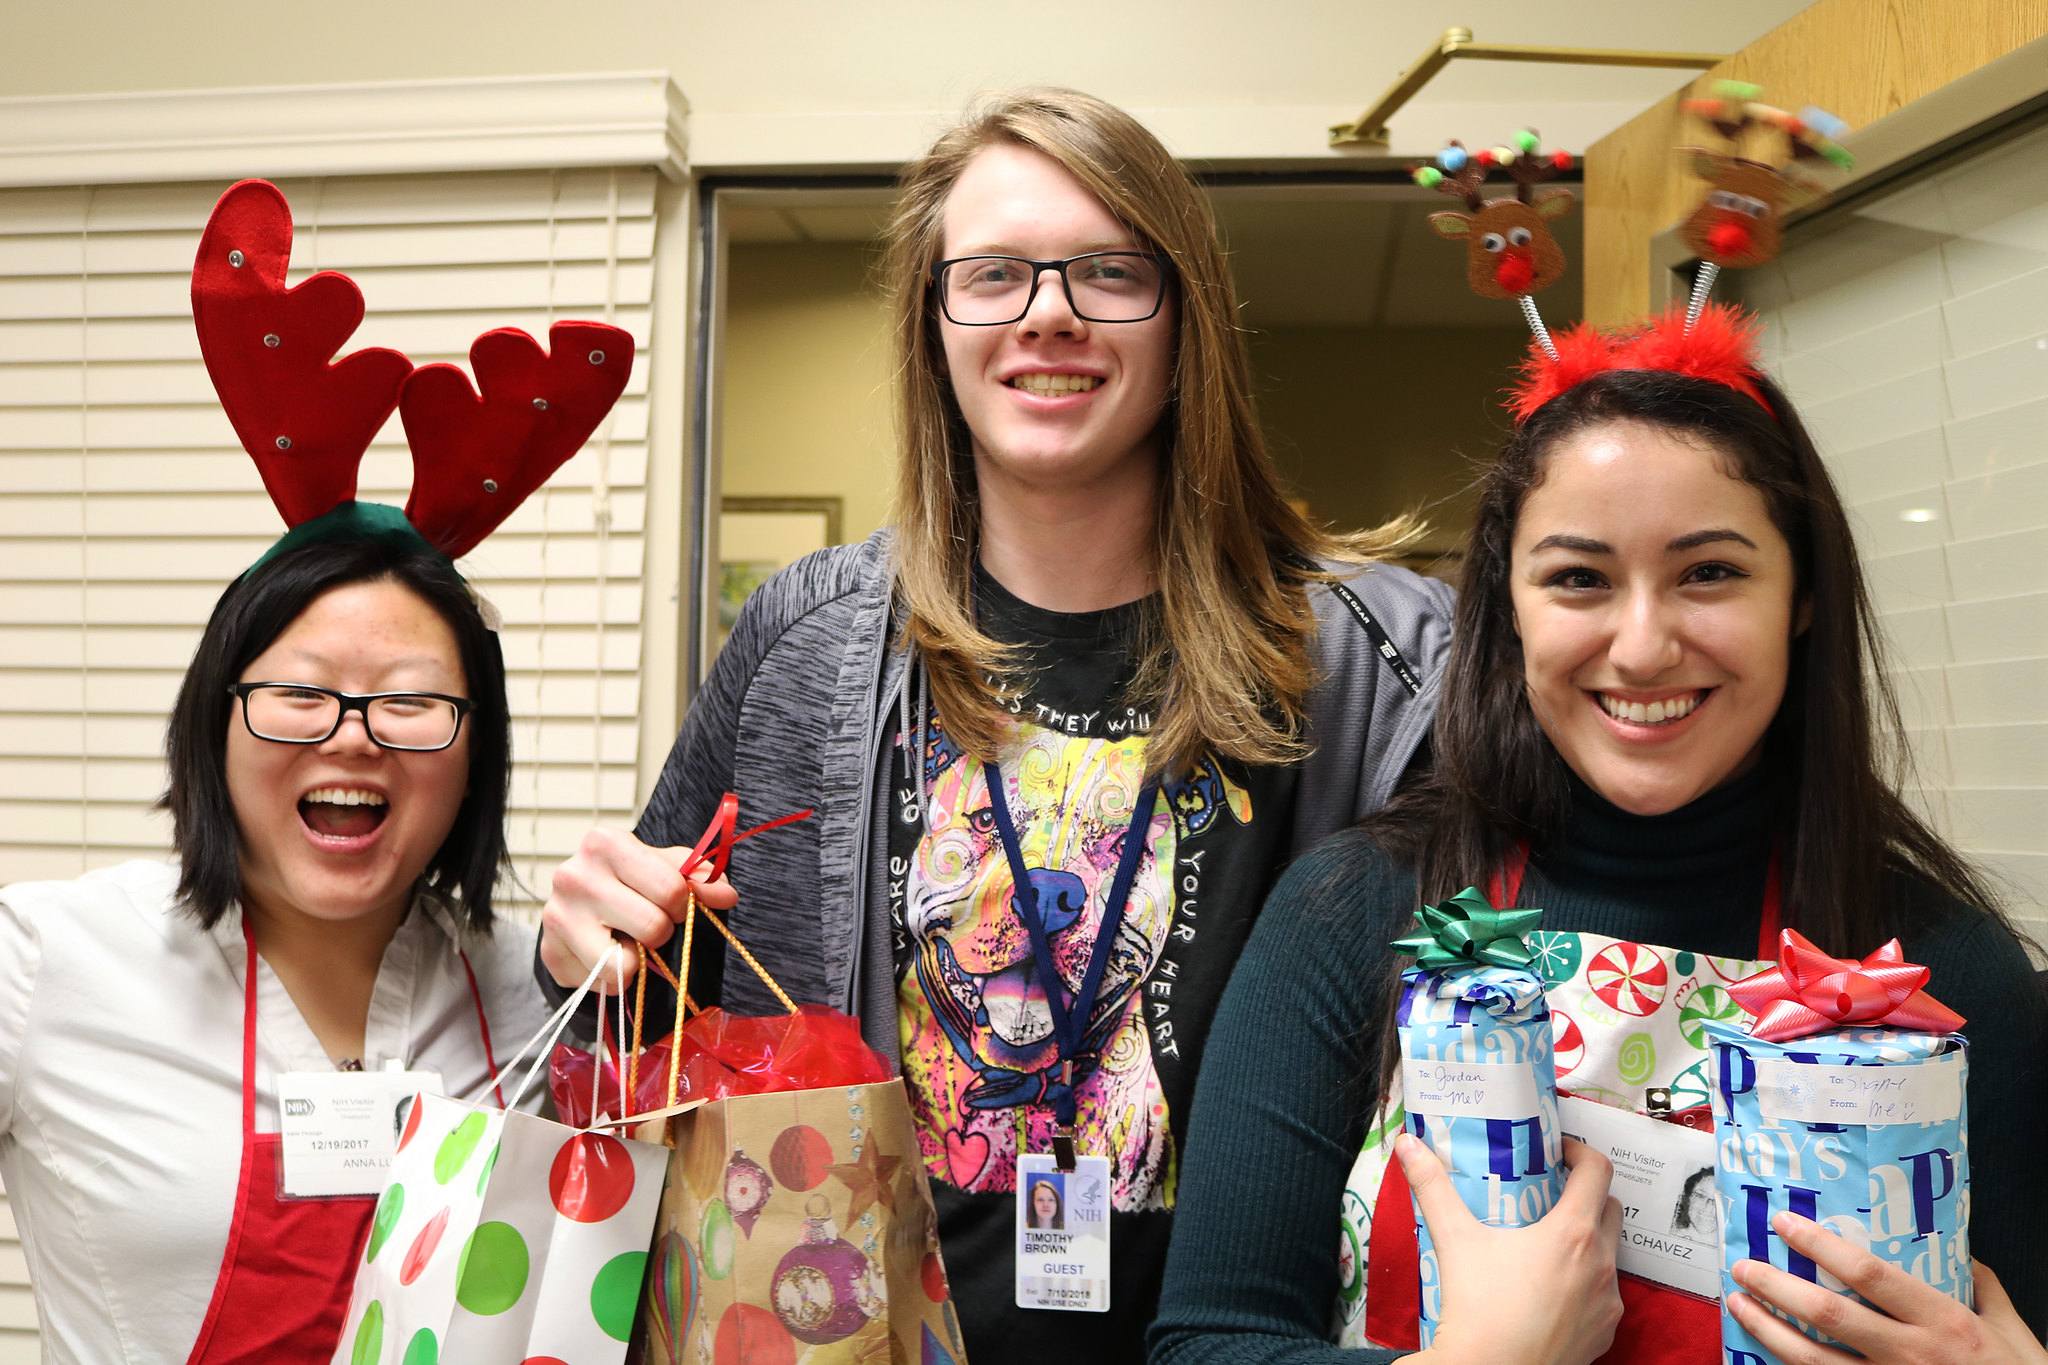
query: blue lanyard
[{"left": 982, "top": 758, "right": 1160, "bottom": 1148}]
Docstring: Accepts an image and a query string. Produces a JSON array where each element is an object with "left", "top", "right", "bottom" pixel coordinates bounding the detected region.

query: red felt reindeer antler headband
[{"left": 192, "top": 179, "right": 634, "bottom": 565}]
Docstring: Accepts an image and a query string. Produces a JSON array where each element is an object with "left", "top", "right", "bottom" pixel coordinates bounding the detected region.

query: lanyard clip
[{"left": 1051, "top": 1126, "right": 1077, "bottom": 1173}]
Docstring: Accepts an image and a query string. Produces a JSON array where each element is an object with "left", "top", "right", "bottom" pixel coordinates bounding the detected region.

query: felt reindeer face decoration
[
  {"left": 1679, "top": 82, "right": 1852, "bottom": 271},
  {"left": 1418, "top": 132, "right": 1577, "bottom": 300}
]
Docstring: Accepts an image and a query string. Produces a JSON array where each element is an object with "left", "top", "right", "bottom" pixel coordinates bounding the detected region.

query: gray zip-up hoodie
[{"left": 546, "top": 529, "right": 1456, "bottom": 1062}]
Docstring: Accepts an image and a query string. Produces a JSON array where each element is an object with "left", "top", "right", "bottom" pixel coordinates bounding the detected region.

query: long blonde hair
[{"left": 883, "top": 88, "right": 1415, "bottom": 776}]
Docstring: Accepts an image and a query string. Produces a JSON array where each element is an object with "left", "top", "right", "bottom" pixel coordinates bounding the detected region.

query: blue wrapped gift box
[{"left": 1705, "top": 1020, "right": 1970, "bottom": 1364}]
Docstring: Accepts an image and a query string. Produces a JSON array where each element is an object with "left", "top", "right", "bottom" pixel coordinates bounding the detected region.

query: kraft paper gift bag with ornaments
[
  {"left": 614, "top": 808, "right": 969, "bottom": 1365},
  {"left": 330, "top": 949, "right": 674, "bottom": 1365},
  {"left": 1706, "top": 929, "right": 1971, "bottom": 1365}
]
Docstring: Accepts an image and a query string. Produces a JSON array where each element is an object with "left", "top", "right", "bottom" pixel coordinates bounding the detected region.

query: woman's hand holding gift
[
  {"left": 1396, "top": 1133, "right": 1625, "bottom": 1365},
  {"left": 1729, "top": 1213, "right": 2047, "bottom": 1365},
  {"left": 539, "top": 826, "right": 738, "bottom": 991}
]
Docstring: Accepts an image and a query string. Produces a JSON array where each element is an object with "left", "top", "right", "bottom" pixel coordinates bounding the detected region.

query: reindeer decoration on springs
[
  {"left": 1415, "top": 130, "right": 1576, "bottom": 354},
  {"left": 1677, "top": 81, "right": 1852, "bottom": 327}
]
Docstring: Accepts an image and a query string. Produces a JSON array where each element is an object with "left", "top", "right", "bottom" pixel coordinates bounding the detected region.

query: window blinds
[
  {"left": 1741, "top": 117, "right": 2048, "bottom": 946},
  {"left": 0, "top": 168, "right": 661, "bottom": 918}
]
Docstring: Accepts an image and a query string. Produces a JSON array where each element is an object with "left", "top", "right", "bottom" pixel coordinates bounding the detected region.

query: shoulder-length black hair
[
  {"left": 1368, "top": 366, "right": 2005, "bottom": 955},
  {"left": 161, "top": 535, "right": 511, "bottom": 929}
]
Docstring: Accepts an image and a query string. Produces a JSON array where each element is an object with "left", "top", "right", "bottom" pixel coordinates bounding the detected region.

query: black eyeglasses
[
  {"left": 228, "top": 683, "right": 472, "bottom": 752},
  {"left": 929, "top": 252, "right": 1172, "bottom": 326}
]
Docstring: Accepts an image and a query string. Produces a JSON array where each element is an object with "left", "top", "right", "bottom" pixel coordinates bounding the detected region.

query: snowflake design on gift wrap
[{"left": 1528, "top": 931, "right": 1583, "bottom": 987}]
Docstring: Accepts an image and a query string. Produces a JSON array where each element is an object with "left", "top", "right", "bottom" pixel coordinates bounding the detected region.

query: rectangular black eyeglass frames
[
  {"left": 227, "top": 683, "right": 472, "bottom": 752},
  {"left": 930, "top": 252, "right": 1172, "bottom": 326}
]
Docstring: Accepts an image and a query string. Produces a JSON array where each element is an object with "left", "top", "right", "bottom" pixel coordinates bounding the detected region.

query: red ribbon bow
[
  {"left": 1727, "top": 928, "right": 1965, "bottom": 1043},
  {"left": 678, "top": 793, "right": 813, "bottom": 883}
]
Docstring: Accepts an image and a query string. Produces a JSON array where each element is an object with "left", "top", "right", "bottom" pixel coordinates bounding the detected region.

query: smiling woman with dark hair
[
  {"left": 0, "top": 519, "right": 552, "bottom": 1365},
  {"left": 1153, "top": 321, "right": 2048, "bottom": 1365}
]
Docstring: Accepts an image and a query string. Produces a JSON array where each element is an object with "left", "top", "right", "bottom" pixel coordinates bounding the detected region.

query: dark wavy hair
[
  {"left": 1365, "top": 366, "right": 2005, "bottom": 951},
  {"left": 160, "top": 537, "right": 511, "bottom": 929},
  {"left": 1358, "top": 367, "right": 2018, "bottom": 1107}
]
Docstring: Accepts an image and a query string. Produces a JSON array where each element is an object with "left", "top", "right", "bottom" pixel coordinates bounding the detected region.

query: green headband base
[{"left": 243, "top": 502, "right": 451, "bottom": 579}]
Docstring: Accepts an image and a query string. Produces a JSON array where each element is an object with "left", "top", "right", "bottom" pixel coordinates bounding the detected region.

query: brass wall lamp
[{"left": 1330, "top": 26, "right": 1728, "bottom": 147}]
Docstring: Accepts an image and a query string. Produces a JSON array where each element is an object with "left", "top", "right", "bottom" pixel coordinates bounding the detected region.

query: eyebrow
[
  {"left": 950, "top": 240, "right": 1142, "bottom": 258},
  {"left": 1528, "top": 528, "right": 1759, "bottom": 555}
]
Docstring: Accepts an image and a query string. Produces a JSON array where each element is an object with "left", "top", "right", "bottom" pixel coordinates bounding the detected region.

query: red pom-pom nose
[
  {"left": 1706, "top": 218, "right": 1753, "bottom": 260},
  {"left": 1494, "top": 251, "right": 1536, "bottom": 294}
]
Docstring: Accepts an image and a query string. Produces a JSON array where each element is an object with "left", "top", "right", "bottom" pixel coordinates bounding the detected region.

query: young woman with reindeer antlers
[
  {"left": 1153, "top": 98, "right": 2047, "bottom": 1365},
  {"left": 0, "top": 178, "right": 634, "bottom": 1364},
  {"left": 533, "top": 88, "right": 1456, "bottom": 1362}
]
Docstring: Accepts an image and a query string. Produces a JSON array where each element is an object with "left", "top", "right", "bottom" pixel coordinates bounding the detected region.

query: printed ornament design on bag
[
  {"left": 1706, "top": 929, "right": 1971, "bottom": 1364},
  {"left": 192, "top": 178, "right": 636, "bottom": 568}
]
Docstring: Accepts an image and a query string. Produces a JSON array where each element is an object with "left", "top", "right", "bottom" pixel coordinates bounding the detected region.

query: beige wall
[
  {"left": 722, "top": 243, "right": 898, "bottom": 544},
  {"left": 1250, "top": 327, "right": 1531, "bottom": 552},
  {"left": 2, "top": 1, "right": 1819, "bottom": 167}
]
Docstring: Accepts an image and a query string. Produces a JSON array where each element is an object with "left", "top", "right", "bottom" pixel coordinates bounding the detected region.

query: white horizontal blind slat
[
  {"left": 0, "top": 167, "right": 660, "bottom": 941},
  {"left": 1744, "top": 120, "right": 2048, "bottom": 948}
]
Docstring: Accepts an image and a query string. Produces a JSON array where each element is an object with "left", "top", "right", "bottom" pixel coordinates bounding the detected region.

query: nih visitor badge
[
  {"left": 1707, "top": 929, "right": 1970, "bottom": 1364},
  {"left": 1015, "top": 1153, "right": 1111, "bottom": 1311}
]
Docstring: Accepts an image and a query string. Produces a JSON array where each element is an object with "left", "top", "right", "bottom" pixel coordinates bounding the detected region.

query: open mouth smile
[
  {"left": 298, "top": 786, "right": 389, "bottom": 845},
  {"left": 1591, "top": 689, "right": 1712, "bottom": 728},
  {"left": 1005, "top": 372, "right": 1102, "bottom": 396}
]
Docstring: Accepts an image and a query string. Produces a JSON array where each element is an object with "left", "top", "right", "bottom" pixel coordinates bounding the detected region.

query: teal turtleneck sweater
[{"left": 1149, "top": 771, "right": 2048, "bottom": 1363}]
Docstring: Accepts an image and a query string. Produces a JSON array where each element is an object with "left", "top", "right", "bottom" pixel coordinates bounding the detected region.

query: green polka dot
[
  {"left": 350, "top": 1301, "right": 383, "bottom": 1365},
  {"left": 1617, "top": 1031, "right": 1657, "bottom": 1086},
  {"left": 455, "top": 1221, "right": 530, "bottom": 1316},
  {"left": 1674, "top": 951, "right": 1697, "bottom": 976},
  {"left": 591, "top": 1250, "right": 648, "bottom": 1342},
  {"left": 367, "top": 1183, "right": 405, "bottom": 1262},
  {"left": 403, "top": 1327, "right": 438, "bottom": 1365},
  {"left": 435, "top": 1112, "right": 488, "bottom": 1185},
  {"left": 476, "top": 1141, "right": 500, "bottom": 1197}
]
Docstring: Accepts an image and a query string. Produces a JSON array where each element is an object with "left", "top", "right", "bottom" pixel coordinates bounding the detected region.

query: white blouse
[{"left": 0, "top": 859, "right": 554, "bottom": 1365}]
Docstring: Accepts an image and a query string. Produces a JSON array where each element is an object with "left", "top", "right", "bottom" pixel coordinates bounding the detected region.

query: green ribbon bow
[{"left": 1391, "top": 886, "right": 1543, "bottom": 972}]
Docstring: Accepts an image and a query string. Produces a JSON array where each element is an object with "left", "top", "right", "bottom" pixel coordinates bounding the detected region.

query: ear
[
  {"left": 1429, "top": 212, "right": 1474, "bottom": 240},
  {"left": 1537, "top": 191, "right": 1576, "bottom": 221},
  {"left": 1793, "top": 591, "right": 1812, "bottom": 637}
]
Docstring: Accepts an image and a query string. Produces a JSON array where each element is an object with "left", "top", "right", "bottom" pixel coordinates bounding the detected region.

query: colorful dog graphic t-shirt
[{"left": 889, "top": 575, "right": 1292, "bottom": 1343}]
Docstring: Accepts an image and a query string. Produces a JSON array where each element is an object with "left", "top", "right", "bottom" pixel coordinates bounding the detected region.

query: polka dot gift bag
[{"left": 329, "top": 948, "right": 672, "bottom": 1365}]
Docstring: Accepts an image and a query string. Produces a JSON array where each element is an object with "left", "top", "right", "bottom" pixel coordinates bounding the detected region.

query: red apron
[
  {"left": 1364, "top": 849, "right": 1781, "bottom": 1365},
  {"left": 183, "top": 918, "right": 501, "bottom": 1365}
]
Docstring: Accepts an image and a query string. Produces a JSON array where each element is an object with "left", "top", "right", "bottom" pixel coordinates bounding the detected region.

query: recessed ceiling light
[{"left": 1900, "top": 508, "right": 1938, "bottom": 523}]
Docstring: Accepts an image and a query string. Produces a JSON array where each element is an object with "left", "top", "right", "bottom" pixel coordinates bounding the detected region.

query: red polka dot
[
  {"left": 548, "top": 1132, "right": 636, "bottom": 1223},
  {"left": 397, "top": 1094, "right": 424, "bottom": 1152},
  {"left": 519, "top": 1358, "right": 568, "bottom": 1364},
  {"left": 714, "top": 1304, "right": 793, "bottom": 1365},
  {"left": 400, "top": 1207, "right": 450, "bottom": 1286}
]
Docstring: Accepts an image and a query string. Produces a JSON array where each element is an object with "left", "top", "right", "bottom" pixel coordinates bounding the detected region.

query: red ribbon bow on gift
[{"left": 1727, "top": 928, "right": 1965, "bottom": 1043}]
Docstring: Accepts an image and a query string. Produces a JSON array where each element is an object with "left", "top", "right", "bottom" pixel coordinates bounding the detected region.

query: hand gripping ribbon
[
  {"left": 1727, "top": 928, "right": 1965, "bottom": 1043},
  {"left": 1391, "top": 886, "right": 1543, "bottom": 972}
]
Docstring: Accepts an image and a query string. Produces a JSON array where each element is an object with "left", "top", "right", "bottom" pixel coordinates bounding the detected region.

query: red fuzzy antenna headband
[
  {"left": 1416, "top": 89, "right": 1850, "bottom": 426},
  {"left": 192, "top": 179, "right": 634, "bottom": 563}
]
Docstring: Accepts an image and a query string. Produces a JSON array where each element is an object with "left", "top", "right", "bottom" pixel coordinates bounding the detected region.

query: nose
[
  {"left": 1018, "top": 265, "right": 1084, "bottom": 336},
  {"left": 1607, "top": 586, "right": 1683, "bottom": 681},
  {"left": 319, "top": 706, "right": 385, "bottom": 755}
]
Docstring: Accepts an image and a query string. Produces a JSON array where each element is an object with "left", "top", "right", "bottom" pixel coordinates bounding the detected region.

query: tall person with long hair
[
  {"left": 536, "top": 89, "right": 1456, "bottom": 1359},
  {"left": 1151, "top": 321, "right": 2048, "bottom": 1365}
]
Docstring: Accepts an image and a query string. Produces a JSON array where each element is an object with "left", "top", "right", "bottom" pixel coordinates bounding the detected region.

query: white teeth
[
  {"left": 1599, "top": 693, "right": 1701, "bottom": 725},
  {"left": 1009, "top": 373, "right": 1101, "bottom": 395},
  {"left": 302, "top": 787, "right": 387, "bottom": 806}
]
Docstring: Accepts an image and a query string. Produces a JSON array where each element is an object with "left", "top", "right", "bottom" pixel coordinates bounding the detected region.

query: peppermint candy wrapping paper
[
  {"left": 330, "top": 1089, "right": 670, "bottom": 1365},
  {"left": 1705, "top": 1021, "right": 1970, "bottom": 1365},
  {"left": 1396, "top": 959, "right": 1565, "bottom": 1347}
]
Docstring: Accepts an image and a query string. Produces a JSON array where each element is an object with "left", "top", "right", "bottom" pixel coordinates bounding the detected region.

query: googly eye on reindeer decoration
[
  {"left": 1415, "top": 130, "right": 1576, "bottom": 356},
  {"left": 1676, "top": 82, "right": 1853, "bottom": 328}
]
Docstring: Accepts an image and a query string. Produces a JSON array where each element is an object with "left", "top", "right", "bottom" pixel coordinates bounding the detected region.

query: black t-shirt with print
[{"left": 888, "top": 573, "right": 1295, "bottom": 1363}]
